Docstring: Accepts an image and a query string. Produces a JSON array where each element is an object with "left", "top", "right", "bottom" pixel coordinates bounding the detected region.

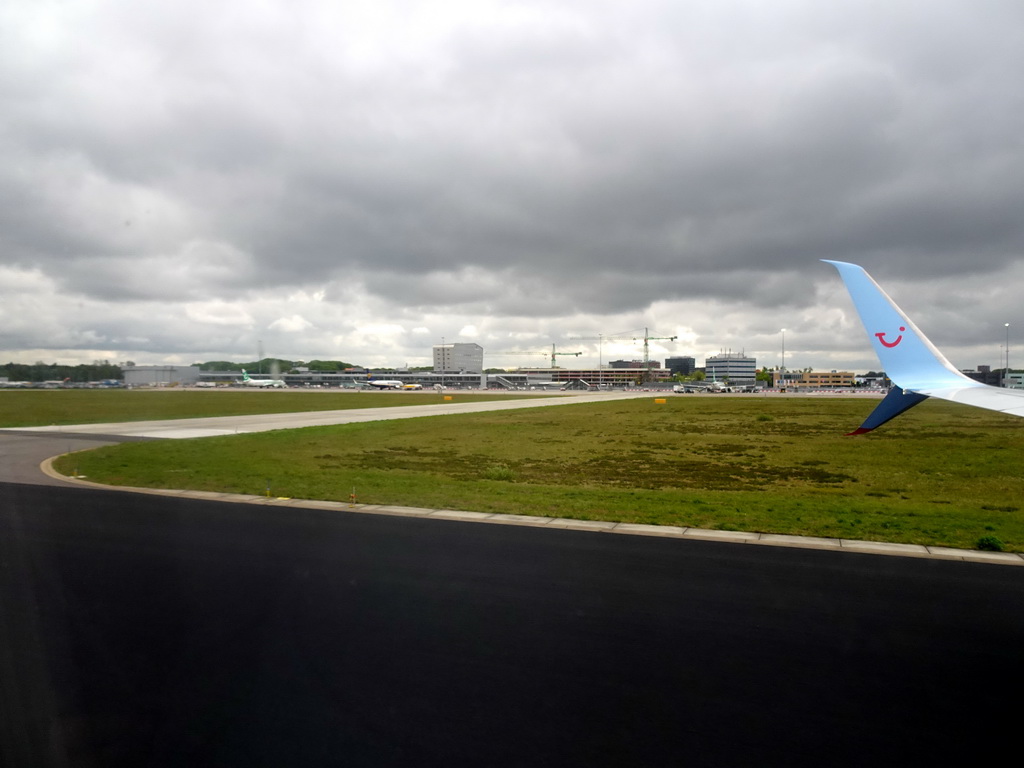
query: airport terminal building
[
  {"left": 514, "top": 366, "right": 673, "bottom": 387},
  {"left": 124, "top": 365, "right": 200, "bottom": 387},
  {"left": 190, "top": 366, "right": 673, "bottom": 390}
]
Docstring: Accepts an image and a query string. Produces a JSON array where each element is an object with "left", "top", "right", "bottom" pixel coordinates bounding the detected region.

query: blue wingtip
[{"left": 847, "top": 388, "right": 930, "bottom": 435}]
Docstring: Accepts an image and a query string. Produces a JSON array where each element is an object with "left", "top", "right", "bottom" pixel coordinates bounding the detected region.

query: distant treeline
[
  {"left": 195, "top": 359, "right": 362, "bottom": 373},
  {"left": 1, "top": 361, "right": 123, "bottom": 383},
  {"left": 2, "top": 358, "right": 373, "bottom": 383}
]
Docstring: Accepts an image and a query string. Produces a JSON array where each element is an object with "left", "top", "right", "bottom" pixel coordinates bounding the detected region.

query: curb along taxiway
[
  {"left": 41, "top": 455, "right": 1024, "bottom": 567},
  {"left": 20, "top": 389, "right": 1023, "bottom": 568}
]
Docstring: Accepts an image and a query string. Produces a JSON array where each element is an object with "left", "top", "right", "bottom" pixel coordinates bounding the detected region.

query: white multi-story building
[
  {"left": 433, "top": 343, "right": 484, "bottom": 373},
  {"left": 1005, "top": 371, "right": 1024, "bottom": 389},
  {"left": 704, "top": 352, "right": 757, "bottom": 384}
]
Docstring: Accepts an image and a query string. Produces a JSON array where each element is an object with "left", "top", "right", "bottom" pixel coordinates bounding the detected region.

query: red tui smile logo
[{"left": 875, "top": 327, "right": 906, "bottom": 348}]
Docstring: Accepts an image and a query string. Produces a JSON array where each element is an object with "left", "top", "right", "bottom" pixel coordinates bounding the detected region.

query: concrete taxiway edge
[{"left": 40, "top": 455, "right": 1024, "bottom": 567}]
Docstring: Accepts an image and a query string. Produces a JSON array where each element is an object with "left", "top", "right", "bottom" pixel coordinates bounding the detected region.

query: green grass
[
  {"left": 52, "top": 396, "right": 1024, "bottom": 552},
  {"left": 0, "top": 389, "right": 539, "bottom": 427}
]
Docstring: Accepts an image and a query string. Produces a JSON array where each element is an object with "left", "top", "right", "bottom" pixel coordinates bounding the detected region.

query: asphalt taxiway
[
  {"left": 3, "top": 480, "right": 1023, "bottom": 767},
  {"left": 3, "top": 394, "right": 1024, "bottom": 765},
  {"left": 8, "top": 390, "right": 1022, "bottom": 565},
  {"left": 0, "top": 431, "right": 130, "bottom": 485}
]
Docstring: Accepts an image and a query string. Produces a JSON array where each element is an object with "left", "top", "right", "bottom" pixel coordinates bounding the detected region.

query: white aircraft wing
[
  {"left": 824, "top": 260, "right": 1024, "bottom": 433},
  {"left": 915, "top": 385, "right": 1024, "bottom": 418}
]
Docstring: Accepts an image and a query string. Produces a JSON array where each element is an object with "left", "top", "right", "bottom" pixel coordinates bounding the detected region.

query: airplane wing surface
[
  {"left": 915, "top": 385, "right": 1024, "bottom": 418},
  {"left": 823, "top": 260, "right": 1024, "bottom": 432}
]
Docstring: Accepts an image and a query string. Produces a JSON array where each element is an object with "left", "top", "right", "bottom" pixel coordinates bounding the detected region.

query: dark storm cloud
[{"left": 3, "top": 0, "right": 1024, "bottom": 368}]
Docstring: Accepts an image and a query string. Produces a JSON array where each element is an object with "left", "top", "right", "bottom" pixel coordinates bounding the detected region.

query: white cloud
[
  {"left": 269, "top": 314, "right": 314, "bottom": 333},
  {"left": 184, "top": 301, "right": 254, "bottom": 327}
]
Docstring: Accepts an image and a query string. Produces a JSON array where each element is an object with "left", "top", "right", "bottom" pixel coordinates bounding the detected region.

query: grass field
[
  {"left": 51, "top": 394, "right": 1024, "bottom": 552},
  {"left": 0, "top": 389, "right": 537, "bottom": 427}
]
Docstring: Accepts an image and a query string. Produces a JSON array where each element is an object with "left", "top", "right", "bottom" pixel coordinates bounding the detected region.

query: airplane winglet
[
  {"left": 821, "top": 260, "right": 971, "bottom": 392},
  {"left": 822, "top": 260, "right": 993, "bottom": 433},
  {"left": 825, "top": 260, "right": 1024, "bottom": 431},
  {"left": 845, "top": 387, "right": 930, "bottom": 435}
]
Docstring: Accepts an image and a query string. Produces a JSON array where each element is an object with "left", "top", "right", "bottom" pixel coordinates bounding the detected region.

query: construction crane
[
  {"left": 493, "top": 345, "right": 582, "bottom": 369},
  {"left": 573, "top": 329, "right": 679, "bottom": 380},
  {"left": 550, "top": 344, "right": 582, "bottom": 368},
  {"left": 634, "top": 327, "right": 678, "bottom": 381}
]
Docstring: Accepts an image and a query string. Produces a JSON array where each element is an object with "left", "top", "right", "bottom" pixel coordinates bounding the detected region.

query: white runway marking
[{"left": 11, "top": 391, "right": 654, "bottom": 439}]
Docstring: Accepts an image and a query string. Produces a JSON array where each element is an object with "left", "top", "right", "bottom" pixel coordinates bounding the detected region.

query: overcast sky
[{"left": 3, "top": 0, "right": 1024, "bottom": 373}]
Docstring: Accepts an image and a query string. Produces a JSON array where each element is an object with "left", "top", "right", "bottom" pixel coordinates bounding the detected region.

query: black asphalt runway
[{"left": 3, "top": 481, "right": 1023, "bottom": 767}]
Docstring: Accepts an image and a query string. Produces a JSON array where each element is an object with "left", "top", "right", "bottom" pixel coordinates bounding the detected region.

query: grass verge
[
  {"left": 52, "top": 396, "right": 1024, "bottom": 552},
  {"left": 0, "top": 389, "right": 541, "bottom": 427}
]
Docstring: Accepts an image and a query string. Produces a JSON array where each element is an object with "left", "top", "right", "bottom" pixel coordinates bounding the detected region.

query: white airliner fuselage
[
  {"left": 366, "top": 380, "right": 404, "bottom": 390},
  {"left": 673, "top": 382, "right": 724, "bottom": 393},
  {"left": 241, "top": 369, "right": 287, "bottom": 388}
]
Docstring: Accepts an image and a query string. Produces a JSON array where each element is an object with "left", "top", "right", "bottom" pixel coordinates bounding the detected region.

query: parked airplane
[
  {"left": 825, "top": 260, "right": 1024, "bottom": 433},
  {"left": 241, "top": 369, "right": 287, "bottom": 388},
  {"left": 673, "top": 381, "right": 722, "bottom": 393},
  {"left": 672, "top": 379, "right": 745, "bottom": 393},
  {"left": 365, "top": 379, "right": 405, "bottom": 390}
]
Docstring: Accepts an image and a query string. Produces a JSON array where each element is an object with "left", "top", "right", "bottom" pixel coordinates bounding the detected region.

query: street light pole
[
  {"left": 780, "top": 328, "right": 786, "bottom": 390},
  {"left": 1005, "top": 323, "right": 1010, "bottom": 387}
]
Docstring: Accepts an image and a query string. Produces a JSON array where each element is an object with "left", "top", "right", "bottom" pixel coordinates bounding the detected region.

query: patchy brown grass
[{"left": 54, "top": 395, "right": 1024, "bottom": 551}]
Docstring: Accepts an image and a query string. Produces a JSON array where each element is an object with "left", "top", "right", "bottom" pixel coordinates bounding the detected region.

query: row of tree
[
  {"left": 195, "top": 359, "right": 362, "bottom": 373},
  {"left": 1, "top": 361, "right": 123, "bottom": 383},
  {"left": 2, "top": 359, "right": 368, "bottom": 383}
]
